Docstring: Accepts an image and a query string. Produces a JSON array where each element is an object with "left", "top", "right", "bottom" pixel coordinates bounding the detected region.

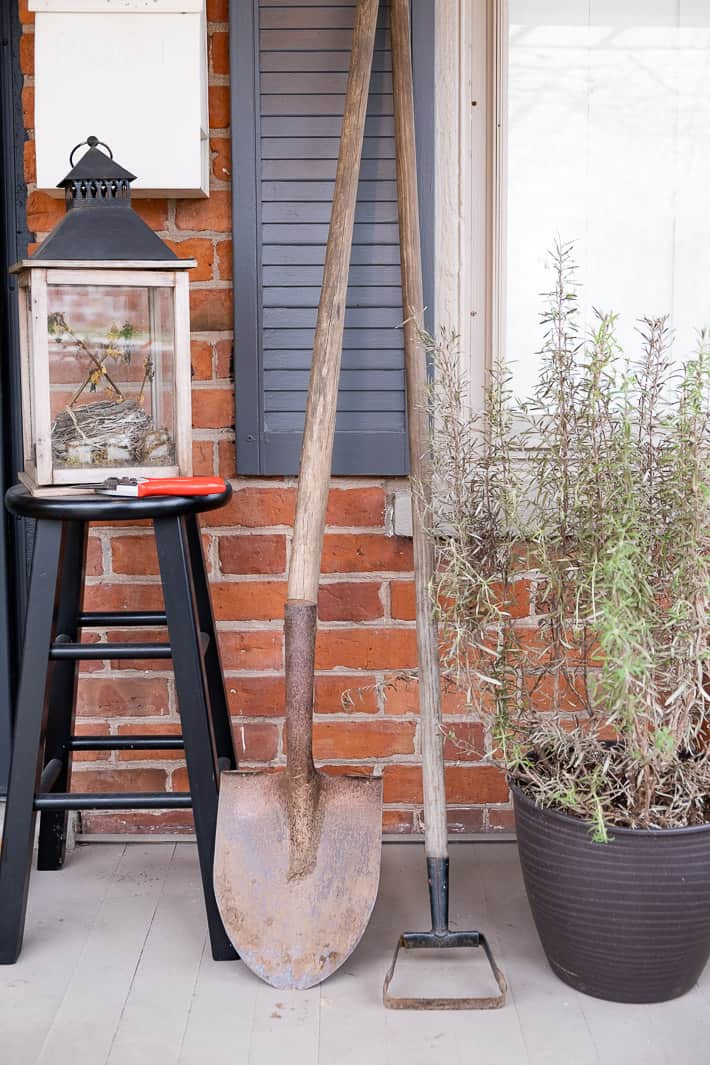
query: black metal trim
[
  {"left": 71, "top": 736, "right": 185, "bottom": 751},
  {"left": 0, "top": 2, "right": 29, "bottom": 794}
]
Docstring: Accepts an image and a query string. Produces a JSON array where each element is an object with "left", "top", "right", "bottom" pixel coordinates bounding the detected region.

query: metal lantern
[{"left": 12, "top": 136, "right": 194, "bottom": 492}]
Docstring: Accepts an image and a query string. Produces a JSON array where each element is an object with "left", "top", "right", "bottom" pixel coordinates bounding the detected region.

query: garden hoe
[
  {"left": 382, "top": 0, "right": 507, "bottom": 1010},
  {"left": 213, "top": 0, "right": 383, "bottom": 991}
]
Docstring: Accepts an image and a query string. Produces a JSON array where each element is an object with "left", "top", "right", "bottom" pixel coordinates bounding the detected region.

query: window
[
  {"left": 438, "top": 1, "right": 710, "bottom": 399},
  {"left": 231, "top": 0, "right": 435, "bottom": 476}
]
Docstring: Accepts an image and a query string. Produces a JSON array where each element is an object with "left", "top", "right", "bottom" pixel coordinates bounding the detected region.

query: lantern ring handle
[{"left": 69, "top": 136, "right": 113, "bottom": 167}]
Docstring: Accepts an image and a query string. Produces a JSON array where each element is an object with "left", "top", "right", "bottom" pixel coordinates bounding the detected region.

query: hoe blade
[{"left": 214, "top": 770, "right": 382, "bottom": 990}]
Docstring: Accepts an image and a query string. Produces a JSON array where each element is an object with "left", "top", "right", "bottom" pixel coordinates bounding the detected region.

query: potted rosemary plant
[{"left": 428, "top": 243, "right": 710, "bottom": 1003}]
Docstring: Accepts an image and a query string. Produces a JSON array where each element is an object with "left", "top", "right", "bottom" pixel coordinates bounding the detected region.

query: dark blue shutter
[{"left": 231, "top": 0, "right": 434, "bottom": 475}]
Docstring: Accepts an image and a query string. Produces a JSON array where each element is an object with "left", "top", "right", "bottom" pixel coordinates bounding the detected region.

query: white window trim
[{"left": 434, "top": 0, "right": 507, "bottom": 410}]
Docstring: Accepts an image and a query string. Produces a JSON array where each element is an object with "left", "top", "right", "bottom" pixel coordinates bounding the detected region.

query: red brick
[
  {"left": 383, "top": 765, "right": 509, "bottom": 805},
  {"left": 227, "top": 676, "right": 284, "bottom": 716},
  {"left": 321, "top": 534, "right": 413, "bottom": 573},
  {"left": 216, "top": 239, "right": 232, "bottom": 281},
  {"left": 447, "top": 808, "right": 485, "bottom": 833},
  {"left": 314, "top": 674, "right": 378, "bottom": 714},
  {"left": 23, "top": 138, "right": 35, "bottom": 184},
  {"left": 218, "top": 629, "right": 282, "bottom": 671},
  {"left": 19, "top": 32, "right": 34, "bottom": 75},
  {"left": 312, "top": 720, "right": 415, "bottom": 760},
  {"left": 76, "top": 676, "right": 171, "bottom": 718},
  {"left": 192, "top": 439, "right": 215, "bottom": 475},
  {"left": 21, "top": 84, "right": 33, "bottom": 130},
  {"left": 71, "top": 721, "right": 111, "bottom": 762},
  {"left": 189, "top": 289, "right": 233, "bottom": 333},
  {"left": 382, "top": 676, "right": 418, "bottom": 715},
  {"left": 210, "top": 30, "right": 229, "bottom": 74},
  {"left": 106, "top": 629, "right": 174, "bottom": 672},
  {"left": 318, "top": 582, "right": 383, "bottom": 621},
  {"left": 490, "top": 578, "right": 533, "bottom": 619},
  {"left": 203, "top": 487, "right": 295, "bottom": 528},
  {"left": 132, "top": 198, "right": 169, "bottom": 231},
  {"left": 83, "top": 582, "right": 164, "bottom": 612},
  {"left": 215, "top": 338, "right": 233, "bottom": 378},
  {"left": 86, "top": 535, "right": 103, "bottom": 577},
  {"left": 206, "top": 0, "right": 228, "bottom": 19},
  {"left": 316, "top": 628, "right": 417, "bottom": 671},
  {"left": 524, "top": 671, "right": 556, "bottom": 712},
  {"left": 559, "top": 671, "right": 589, "bottom": 712},
  {"left": 116, "top": 722, "right": 183, "bottom": 761},
  {"left": 382, "top": 810, "right": 414, "bottom": 833},
  {"left": 111, "top": 535, "right": 159, "bottom": 576},
  {"left": 81, "top": 810, "right": 194, "bottom": 834},
  {"left": 71, "top": 768, "right": 168, "bottom": 793},
  {"left": 26, "top": 189, "right": 63, "bottom": 234},
  {"left": 165, "top": 237, "right": 214, "bottom": 282},
  {"left": 209, "top": 84, "right": 230, "bottom": 129},
  {"left": 390, "top": 581, "right": 415, "bottom": 620},
  {"left": 212, "top": 580, "right": 287, "bottom": 621},
  {"left": 176, "top": 190, "right": 231, "bottom": 232},
  {"left": 210, "top": 136, "right": 231, "bottom": 182},
  {"left": 192, "top": 385, "right": 234, "bottom": 428},
  {"left": 218, "top": 534, "right": 286, "bottom": 575},
  {"left": 190, "top": 339, "right": 213, "bottom": 381},
  {"left": 325, "top": 487, "right": 385, "bottom": 527},
  {"left": 488, "top": 807, "right": 516, "bottom": 832},
  {"left": 218, "top": 439, "right": 236, "bottom": 477},
  {"left": 443, "top": 722, "right": 485, "bottom": 761},
  {"left": 231, "top": 721, "right": 280, "bottom": 762}
]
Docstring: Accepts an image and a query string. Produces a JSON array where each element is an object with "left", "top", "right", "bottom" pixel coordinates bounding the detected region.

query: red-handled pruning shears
[{"left": 96, "top": 476, "right": 227, "bottom": 498}]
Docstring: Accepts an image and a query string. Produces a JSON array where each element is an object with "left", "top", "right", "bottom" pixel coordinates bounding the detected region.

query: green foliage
[{"left": 427, "top": 241, "right": 710, "bottom": 831}]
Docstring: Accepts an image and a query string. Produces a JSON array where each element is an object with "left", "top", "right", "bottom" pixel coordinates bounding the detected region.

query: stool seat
[{"left": 6, "top": 483, "right": 232, "bottom": 522}]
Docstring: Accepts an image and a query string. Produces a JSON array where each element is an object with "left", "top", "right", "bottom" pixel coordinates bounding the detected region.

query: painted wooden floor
[{"left": 0, "top": 841, "right": 708, "bottom": 1065}]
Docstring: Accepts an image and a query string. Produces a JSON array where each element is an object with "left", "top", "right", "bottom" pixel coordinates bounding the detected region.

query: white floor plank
[
  {"left": 105, "top": 844, "right": 213, "bottom": 1065},
  {"left": 318, "top": 843, "right": 530, "bottom": 1065},
  {"left": 0, "top": 845, "right": 125, "bottom": 1065},
  {"left": 248, "top": 983, "right": 320, "bottom": 1065},
  {"left": 34, "top": 844, "right": 177, "bottom": 1065},
  {"left": 478, "top": 843, "right": 600, "bottom": 1065},
  {"left": 178, "top": 938, "right": 258, "bottom": 1065}
]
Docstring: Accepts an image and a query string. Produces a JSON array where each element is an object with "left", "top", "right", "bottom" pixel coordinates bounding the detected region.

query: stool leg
[
  {"left": 0, "top": 519, "right": 64, "bottom": 963},
  {"left": 184, "top": 513, "right": 237, "bottom": 771},
  {"left": 154, "top": 515, "right": 238, "bottom": 962},
  {"left": 37, "top": 521, "right": 87, "bottom": 871}
]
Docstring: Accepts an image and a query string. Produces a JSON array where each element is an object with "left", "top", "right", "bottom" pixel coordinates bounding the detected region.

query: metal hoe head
[
  {"left": 214, "top": 768, "right": 382, "bottom": 990},
  {"left": 382, "top": 858, "right": 507, "bottom": 1010}
]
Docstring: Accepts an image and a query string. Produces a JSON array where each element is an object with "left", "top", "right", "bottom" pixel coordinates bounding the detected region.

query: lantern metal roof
[{"left": 32, "top": 137, "right": 179, "bottom": 263}]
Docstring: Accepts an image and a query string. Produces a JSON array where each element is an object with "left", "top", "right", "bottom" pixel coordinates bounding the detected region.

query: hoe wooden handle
[
  {"left": 391, "top": 0, "right": 448, "bottom": 860},
  {"left": 288, "top": 0, "right": 381, "bottom": 605}
]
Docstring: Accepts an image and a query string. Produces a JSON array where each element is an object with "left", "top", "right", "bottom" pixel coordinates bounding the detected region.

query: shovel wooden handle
[
  {"left": 286, "top": 0, "right": 381, "bottom": 783},
  {"left": 391, "top": 0, "right": 448, "bottom": 860},
  {"left": 288, "top": 0, "right": 381, "bottom": 607}
]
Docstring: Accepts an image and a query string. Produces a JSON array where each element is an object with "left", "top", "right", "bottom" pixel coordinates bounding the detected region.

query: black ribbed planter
[{"left": 511, "top": 782, "right": 710, "bottom": 1003}]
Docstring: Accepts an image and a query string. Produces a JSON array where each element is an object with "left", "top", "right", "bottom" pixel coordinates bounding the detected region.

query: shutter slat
[{"left": 263, "top": 285, "right": 403, "bottom": 306}]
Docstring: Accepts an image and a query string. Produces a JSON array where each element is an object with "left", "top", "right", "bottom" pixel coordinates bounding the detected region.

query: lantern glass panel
[{"left": 46, "top": 283, "right": 176, "bottom": 471}]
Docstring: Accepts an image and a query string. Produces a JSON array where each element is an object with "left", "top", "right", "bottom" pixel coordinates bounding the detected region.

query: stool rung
[
  {"left": 39, "top": 757, "right": 64, "bottom": 793},
  {"left": 51, "top": 633, "right": 209, "bottom": 660},
  {"left": 71, "top": 736, "right": 185, "bottom": 751},
  {"left": 78, "top": 611, "right": 168, "bottom": 627},
  {"left": 51, "top": 640, "right": 172, "bottom": 660},
  {"left": 33, "top": 792, "right": 192, "bottom": 811}
]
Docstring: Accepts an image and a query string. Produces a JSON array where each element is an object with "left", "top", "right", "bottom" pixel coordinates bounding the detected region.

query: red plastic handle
[{"left": 136, "top": 477, "right": 227, "bottom": 497}]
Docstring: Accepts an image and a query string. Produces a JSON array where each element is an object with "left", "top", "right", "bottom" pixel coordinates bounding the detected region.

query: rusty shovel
[{"left": 213, "top": 0, "right": 383, "bottom": 991}]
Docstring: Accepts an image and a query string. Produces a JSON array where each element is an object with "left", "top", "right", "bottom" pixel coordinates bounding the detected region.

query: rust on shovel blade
[{"left": 214, "top": 769, "right": 382, "bottom": 989}]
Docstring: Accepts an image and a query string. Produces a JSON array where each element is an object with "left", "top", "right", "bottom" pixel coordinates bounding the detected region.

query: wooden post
[{"left": 391, "top": 0, "right": 448, "bottom": 859}]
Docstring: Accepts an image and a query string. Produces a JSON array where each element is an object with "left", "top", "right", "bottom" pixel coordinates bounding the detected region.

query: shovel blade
[{"left": 214, "top": 769, "right": 382, "bottom": 990}]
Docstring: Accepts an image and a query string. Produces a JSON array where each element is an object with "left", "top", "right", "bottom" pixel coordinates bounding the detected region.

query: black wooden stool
[{"left": 0, "top": 484, "right": 238, "bottom": 963}]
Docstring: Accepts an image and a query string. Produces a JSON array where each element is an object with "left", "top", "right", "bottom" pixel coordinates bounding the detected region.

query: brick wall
[{"left": 17, "top": 0, "right": 516, "bottom": 836}]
